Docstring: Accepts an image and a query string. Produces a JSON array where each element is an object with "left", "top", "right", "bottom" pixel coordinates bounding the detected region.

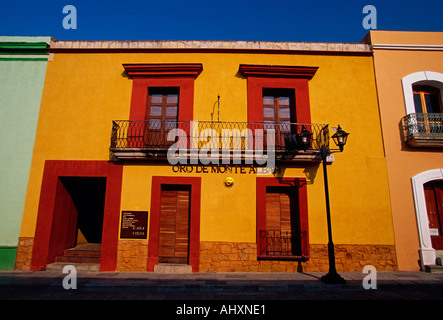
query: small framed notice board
[{"left": 120, "top": 211, "right": 148, "bottom": 239}]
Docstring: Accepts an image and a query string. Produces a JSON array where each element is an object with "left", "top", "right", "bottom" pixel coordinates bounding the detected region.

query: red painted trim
[
  {"left": 30, "top": 161, "right": 123, "bottom": 271},
  {"left": 128, "top": 77, "right": 195, "bottom": 122},
  {"left": 239, "top": 64, "right": 318, "bottom": 79},
  {"left": 240, "top": 64, "right": 317, "bottom": 125},
  {"left": 125, "top": 65, "right": 201, "bottom": 148},
  {"left": 47, "top": 179, "right": 78, "bottom": 263},
  {"left": 256, "top": 177, "right": 310, "bottom": 258},
  {"left": 123, "top": 64, "right": 203, "bottom": 78},
  {"left": 148, "top": 176, "right": 201, "bottom": 272},
  {"left": 245, "top": 77, "right": 313, "bottom": 124}
]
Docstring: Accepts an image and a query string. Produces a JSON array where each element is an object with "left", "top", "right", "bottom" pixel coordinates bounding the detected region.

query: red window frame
[
  {"left": 123, "top": 64, "right": 202, "bottom": 148},
  {"left": 239, "top": 64, "right": 318, "bottom": 124}
]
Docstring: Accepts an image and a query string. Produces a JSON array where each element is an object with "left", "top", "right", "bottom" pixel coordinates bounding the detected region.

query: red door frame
[
  {"left": 148, "top": 176, "right": 201, "bottom": 272},
  {"left": 256, "top": 177, "right": 310, "bottom": 258},
  {"left": 30, "top": 160, "right": 123, "bottom": 271},
  {"left": 424, "top": 181, "right": 443, "bottom": 250}
]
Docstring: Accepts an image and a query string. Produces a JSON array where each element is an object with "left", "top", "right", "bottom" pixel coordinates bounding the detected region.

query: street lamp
[
  {"left": 319, "top": 125, "right": 350, "bottom": 284},
  {"left": 297, "top": 125, "right": 313, "bottom": 151},
  {"left": 331, "top": 125, "right": 349, "bottom": 152},
  {"left": 289, "top": 123, "right": 349, "bottom": 283}
]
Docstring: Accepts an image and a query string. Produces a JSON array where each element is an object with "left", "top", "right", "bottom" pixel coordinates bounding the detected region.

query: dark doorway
[
  {"left": 60, "top": 177, "right": 107, "bottom": 245},
  {"left": 30, "top": 160, "right": 123, "bottom": 271}
]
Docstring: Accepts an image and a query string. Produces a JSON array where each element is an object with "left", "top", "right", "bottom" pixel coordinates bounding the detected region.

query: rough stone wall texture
[
  {"left": 14, "top": 238, "right": 398, "bottom": 272},
  {"left": 51, "top": 40, "right": 371, "bottom": 53},
  {"left": 199, "top": 241, "right": 398, "bottom": 272},
  {"left": 116, "top": 239, "right": 149, "bottom": 271},
  {"left": 14, "top": 237, "right": 34, "bottom": 270}
]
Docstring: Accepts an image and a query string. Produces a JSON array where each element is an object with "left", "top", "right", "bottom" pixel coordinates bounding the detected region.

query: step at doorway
[
  {"left": 153, "top": 263, "right": 192, "bottom": 273},
  {"left": 56, "top": 243, "right": 101, "bottom": 264},
  {"left": 48, "top": 244, "right": 102, "bottom": 272}
]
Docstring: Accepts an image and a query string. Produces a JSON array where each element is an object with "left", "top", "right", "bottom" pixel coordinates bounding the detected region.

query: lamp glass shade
[
  {"left": 331, "top": 125, "right": 349, "bottom": 151},
  {"left": 297, "top": 125, "right": 313, "bottom": 151}
]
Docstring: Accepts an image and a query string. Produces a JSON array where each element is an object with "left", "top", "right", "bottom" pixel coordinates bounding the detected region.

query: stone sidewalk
[{"left": 0, "top": 270, "right": 442, "bottom": 300}]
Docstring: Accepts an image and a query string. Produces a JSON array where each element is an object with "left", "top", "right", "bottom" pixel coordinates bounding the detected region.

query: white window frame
[
  {"left": 401, "top": 71, "right": 443, "bottom": 115},
  {"left": 411, "top": 169, "right": 443, "bottom": 269}
]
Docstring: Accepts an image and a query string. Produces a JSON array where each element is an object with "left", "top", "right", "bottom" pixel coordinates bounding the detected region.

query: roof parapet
[{"left": 50, "top": 40, "right": 371, "bottom": 55}]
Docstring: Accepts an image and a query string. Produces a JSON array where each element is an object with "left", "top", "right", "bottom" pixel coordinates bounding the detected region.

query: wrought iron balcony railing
[
  {"left": 110, "top": 120, "right": 329, "bottom": 161},
  {"left": 401, "top": 113, "right": 443, "bottom": 147},
  {"left": 258, "top": 230, "right": 308, "bottom": 260}
]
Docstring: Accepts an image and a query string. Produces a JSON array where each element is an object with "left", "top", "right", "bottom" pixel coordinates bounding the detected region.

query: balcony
[
  {"left": 110, "top": 120, "right": 329, "bottom": 163},
  {"left": 258, "top": 230, "right": 309, "bottom": 261},
  {"left": 401, "top": 113, "right": 443, "bottom": 148}
]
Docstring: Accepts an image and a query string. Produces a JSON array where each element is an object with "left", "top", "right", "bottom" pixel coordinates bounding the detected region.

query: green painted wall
[{"left": 0, "top": 36, "right": 50, "bottom": 270}]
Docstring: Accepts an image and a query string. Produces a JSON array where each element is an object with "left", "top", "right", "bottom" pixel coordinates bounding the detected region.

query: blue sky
[{"left": 1, "top": 0, "right": 442, "bottom": 43}]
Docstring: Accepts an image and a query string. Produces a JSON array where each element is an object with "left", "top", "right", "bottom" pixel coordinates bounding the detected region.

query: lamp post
[{"left": 298, "top": 124, "right": 350, "bottom": 284}]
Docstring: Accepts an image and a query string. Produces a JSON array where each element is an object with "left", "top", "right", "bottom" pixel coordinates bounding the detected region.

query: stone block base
[
  {"left": 154, "top": 263, "right": 192, "bottom": 273},
  {"left": 116, "top": 239, "right": 149, "bottom": 271},
  {"left": 14, "top": 238, "right": 398, "bottom": 272},
  {"left": 199, "top": 241, "right": 398, "bottom": 272},
  {"left": 14, "top": 237, "right": 34, "bottom": 270}
]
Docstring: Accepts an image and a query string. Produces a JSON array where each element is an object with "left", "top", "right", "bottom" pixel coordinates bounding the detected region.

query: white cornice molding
[
  {"left": 373, "top": 43, "right": 443, "bottom": 51},
  {"left": 50, "top": 40, "right": 372, "bottom": 53}
]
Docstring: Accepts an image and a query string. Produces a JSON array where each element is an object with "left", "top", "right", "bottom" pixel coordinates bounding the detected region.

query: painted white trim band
[{"left": 373, "top": 44, "right": 443, "bottom": 51}]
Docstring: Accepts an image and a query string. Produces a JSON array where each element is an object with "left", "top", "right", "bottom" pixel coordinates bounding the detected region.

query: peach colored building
[{"left": 366, "top": 31, "right": 443, "bottom": 271}]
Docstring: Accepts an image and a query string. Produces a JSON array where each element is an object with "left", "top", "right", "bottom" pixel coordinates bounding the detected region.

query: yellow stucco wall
[{"left": 19, "top": 49, "right": 394, "bottom": 249}]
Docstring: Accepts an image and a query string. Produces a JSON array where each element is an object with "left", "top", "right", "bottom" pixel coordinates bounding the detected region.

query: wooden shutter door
[
  {"left": 265, "top": 187, "right": 300, "bottom": 256},
  {"left": 159, "top": 185, "right": 190, "bottom": 264},
  {"left": 424, "top": 182, "right": 443, "bottom": 250},
  {"left": 265, "top": 190, "right": 292, "bottom": 232}
]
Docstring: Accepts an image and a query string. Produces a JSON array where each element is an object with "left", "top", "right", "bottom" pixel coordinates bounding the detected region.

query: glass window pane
[
  {"left": 166, "top": 106, "right": 178, "bottom": 117},
  {"left": 279, "top": 107, "right": 290, "bottom": 119},
  {"left": 167, "top": 94, "right": 179, "bottom": 105},
  {"left": 426, "top": 94, "right": 441, "bottom": 113},
  {"left": 263, "top": 107, "right": 275, "bottom": 118},
  {"left": 264, "top": 120, "right": 275, "bottom": 130},
  {"left": 263, "top": 96, "right": 274, "bottom": 105},
  {"left": 149, "top": 119, "right": 161, "bottom": 129},
  {"left": 279, "top": 121, "right": 291, "bottom": 131},
  {"left": 165, "top": 120, "right": 177, "bottom": 129},
  {"left": 150, "top": 94, "right": 163, "bottom": 104},
  {"left": 414, "top": 94, "right": 423, "bottom": 113},
  {"left": 150, "top": 106, "right": 162, "bottom": 117},
  {"left": 279, "top": 96, "right": 290, "bottom": 105}
]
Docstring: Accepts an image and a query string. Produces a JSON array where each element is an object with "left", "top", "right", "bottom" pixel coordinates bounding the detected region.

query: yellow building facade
[{"left": 15, "top": 40, "right": 397, "bottom": 272}]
